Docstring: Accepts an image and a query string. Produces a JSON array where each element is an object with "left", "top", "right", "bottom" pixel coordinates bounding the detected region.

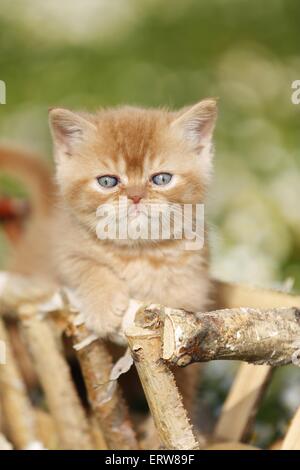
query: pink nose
[{"left": 129, "top": 195, "right": 143, "bottom": 204}]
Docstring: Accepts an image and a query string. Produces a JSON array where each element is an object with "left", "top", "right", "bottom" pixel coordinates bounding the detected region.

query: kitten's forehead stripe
[{"left": 95, "top": 107, "right": 171, "bottom": 178}]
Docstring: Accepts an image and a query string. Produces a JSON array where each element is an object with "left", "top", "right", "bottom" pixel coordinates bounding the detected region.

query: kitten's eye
[
  {"left": 97, "top": 175, "right": 119, "bottom": 188},
  {"left": 151, "top": 173, "right": 172, "bottom": 186}
]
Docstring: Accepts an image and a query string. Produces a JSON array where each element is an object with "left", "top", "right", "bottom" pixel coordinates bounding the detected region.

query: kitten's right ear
[
  {"left": 171, "top": 98, "right": 218, "bottom": 150},
  {"left": 48, "top": 108, "right": 96, "bottom": 159}
]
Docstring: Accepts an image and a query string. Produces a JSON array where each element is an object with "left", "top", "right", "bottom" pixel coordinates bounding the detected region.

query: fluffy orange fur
[
  {"left": 48, "top": 100, "right": 217, "bottom": 336},
  {"left": 3, "top": 100, "right": 217, "bottom": 338},
  {"left": 1, "top": 100, "right": 217, "bottom": 416}
]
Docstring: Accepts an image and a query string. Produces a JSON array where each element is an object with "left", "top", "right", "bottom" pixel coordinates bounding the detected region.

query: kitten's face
[{"left": 49, "top": 101, "right": 217, "bottom": 245}]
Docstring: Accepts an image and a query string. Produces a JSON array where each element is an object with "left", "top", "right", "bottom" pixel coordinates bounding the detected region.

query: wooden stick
[
  {"left": 0, "top": 276, "right": 137, "bottom": 450},
  {"left": 34, "top": 408, "right": 59, "bottom": 450},
  {"left": 20, "top": 306, "right": 94, "bottom": 450},
  {"left": 281, "top": 406, "right": 300, "bottom": 450},
  {"left": 213, "top": 279, "right": 300, "bottom": 310},
  {"left": 126, "top": 324, "right": 199, "bottom": 450},
  {"left": 7, "top": 321, "right": 39, "bottom": 390},
  {"left": 213, "top": 279, "right": 300, "bottom": 443},
  {"left": 134, "top": 301, "right": 298, "bottom": 447},
  {"left": 214, "top": 363, "right": 272, "bottom": 442},
  {"left": 0, "top": 317, "right": 38, "bottom": 449},
  {"left": 3, "top": 274, "right": 300, "bottom": 450},
  {"left": 0, "top": 432, "right": 13, "bottom": 450},
  {"left": 68, "top": 318, "right": 138, "bottom": 450},
  {"left": 145, "top": 305, "right": 300, "bottom": 367},
  {"left": 89, "top": 416, "right": 108, "bottom": 450},
  {"left": 146, "top": 303, "right": 298, "bottom": 444}
]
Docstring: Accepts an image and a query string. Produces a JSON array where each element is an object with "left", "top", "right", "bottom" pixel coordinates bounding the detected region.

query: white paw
[{"left": 83, "top": 290, "right": 129, "bottom": 339}]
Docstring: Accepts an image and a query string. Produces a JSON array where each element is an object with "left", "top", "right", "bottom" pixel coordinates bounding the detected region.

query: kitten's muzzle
[{"left": 126, "top": 186, "right": 146, "bottom": 205}]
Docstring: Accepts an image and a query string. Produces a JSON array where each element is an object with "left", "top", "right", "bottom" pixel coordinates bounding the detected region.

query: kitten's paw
[{"left": 83, "top": 290, "right": 129, "bottom": 340}]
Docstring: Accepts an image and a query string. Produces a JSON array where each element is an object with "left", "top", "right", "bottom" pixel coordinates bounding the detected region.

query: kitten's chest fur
[
  {"left": 104, "top": 243, "right": 210, "bottom": 312},
  {"left": 55, "top": 211, "right": 211, "bottom": 313}
]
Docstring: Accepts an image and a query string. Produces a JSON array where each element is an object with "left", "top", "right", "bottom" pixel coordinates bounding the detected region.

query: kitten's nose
[
  {"left": 128, "top": 194, "right": 143, "bottom": 204},
  {"left": 127, "top": 186, "right": 145, "bottom": 204}
]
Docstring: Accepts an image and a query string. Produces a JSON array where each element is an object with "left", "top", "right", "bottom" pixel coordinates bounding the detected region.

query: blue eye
[
  {"left": 151, "top": 173, "right": 172, "bottom": 186},
  {"left": 97, "top": 175, "right": 119, "bottom": 188}
]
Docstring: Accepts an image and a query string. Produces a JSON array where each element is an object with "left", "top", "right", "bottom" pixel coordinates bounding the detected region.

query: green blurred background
[{"left": 0, "top": 0, "right": 300, "bottom": 447}]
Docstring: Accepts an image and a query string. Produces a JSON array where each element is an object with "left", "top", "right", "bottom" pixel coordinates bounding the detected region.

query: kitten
[
  {"left": 47, "top": 99, "right": 217, "bottom": 338},
  {"left": 2, "top": 100, "right": 217, "bottom": 418},
  {"left": 2, "top": 101, "right": 217, "bottom": 339}
]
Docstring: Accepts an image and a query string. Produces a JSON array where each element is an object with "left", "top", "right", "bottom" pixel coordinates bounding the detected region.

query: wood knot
[
  {"left": 293, "top": 308, "right": 300, "bottom": 323},
  {"left": 177, "top": 354, "right": 192, "bottom": 367}
]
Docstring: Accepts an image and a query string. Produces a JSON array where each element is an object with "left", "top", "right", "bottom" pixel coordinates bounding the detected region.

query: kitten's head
[{"left": 49, "top": 100, "right": 217, "bottom": 246}]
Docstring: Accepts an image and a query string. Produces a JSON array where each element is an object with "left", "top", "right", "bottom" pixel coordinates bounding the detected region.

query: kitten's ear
[
  {"left": 171, "top": 98, "right": 217, "bottom": 149},
  {"left": 48, "top": 108, "right": 96, "bottom": 159}
]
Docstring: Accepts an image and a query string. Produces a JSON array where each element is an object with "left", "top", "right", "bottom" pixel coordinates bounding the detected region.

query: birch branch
[
  {"left": 126, "top": 324, "right": 200, "bottom": 451},
  {"left": 2, "top": 272, "right": 300, "bottom": 450},
  {"left": 2, "top": 272, "right": 300, "bottom": 368},
  {"left": 0, "top": 274, "right": 138, "bottom": 450},
  {"left": 19, "top": 306, "right": 94, "bottom": 450},
  {"left": 0, "top": 317, "right": 39, "bottom": 449},
  {"left": 213, "top": 279, "right": 300, "bottom": 310},
  {"left": 214, "top": 363, "right": 272, "bottom": 443},
  {"left": 282, "top": 404, "right": 300, "bottom": 450},
  {"left": 67, "top": 317, "right": 139, "bottom": 450},
  {"left": 211, "top": 279, "right": 300, "bottom": 443},
  {"left": 146, "top": 305, "right": 300, "bottom": 367}
]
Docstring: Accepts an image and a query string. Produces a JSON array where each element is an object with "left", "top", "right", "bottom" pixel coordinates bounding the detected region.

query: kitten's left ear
[
  {"left": 171, "top": 98, "right": 218, "bottom": 149},
  {"left": 49, "top": 108, "right": 97, "bottom": 160}
]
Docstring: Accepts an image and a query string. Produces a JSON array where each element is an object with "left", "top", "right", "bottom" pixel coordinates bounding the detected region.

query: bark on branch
[
  {"left": 126, "top": 324, "right": 200, "bottom": 450},
  {"left": 145, "top": 305, "right": 300, "bottom": 367},
  {"left": 2, "top": 272, "right": 300, "bottom": 450},
  {"left": 66, "top": 316, "right": 139, "bottom": 450},
  {"left": 19, "top": 306, "right": 94, "bottom": 450},
  {"left": 0, "top": 317, "right": 39, "bottom": 449}
]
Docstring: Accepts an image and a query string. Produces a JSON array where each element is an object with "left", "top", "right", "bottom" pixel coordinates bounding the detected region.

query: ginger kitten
[
  {"left": 2, "top": 100, "right": 217, "bottom": 419},
  {"left": 48, "top": 99, "right": 217, "bottom": 338}
]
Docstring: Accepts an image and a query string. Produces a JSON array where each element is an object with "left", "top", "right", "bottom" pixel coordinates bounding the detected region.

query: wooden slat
[
  {"left": 20, "top": 309, "right": 94, "bottom": 450},
  {"left": 213, "top": 279, "right": 300, "bottom": 310},
  {"left": 282, "top": 406, "right": 300, "bottom": 450},
  {"left": 213, "top": 279, "right": 300, "bottom": 443},
  {"left": 214, "top": 363, "right": 272, "bottom": 442},
  {"left": 0, "top": 317, "right": 38, "bottom": 449}
]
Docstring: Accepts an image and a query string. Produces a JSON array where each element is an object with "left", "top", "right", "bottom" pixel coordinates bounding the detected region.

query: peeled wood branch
[
  {"left": 67, "top": 318, "right": 138, "bottom": 450},
  {"left": 214, "top": 363, "right": 272, "bottom": 443},
  {"left": 213, "top": 279, "right": 300, "bottom": 310},
  {"left": 0, "top": 274, "right": 138, "bottom": 450},
  {"left": 146, "top": 305, "right": 300, "bottom": 367},
  {"left": 0, "top": 318, "right": 38, "bottom": 449},
  {"left": 2, "top": 273, "right": 300, "bottom": 368},
  {"left": 2, "top": 272, "right": 300, "bottom": 450},
  {"left": 126, "top": 325, "right": 200, "bottom": 451},
  {"left": 19, "top": 306, "right": 94, "bottom": 450},
  {"left": 282, "top": 405, "right": 300, "bottom": 450},
  {"left": 212, "top": 280, "right": 300, "bottom": 444}
]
